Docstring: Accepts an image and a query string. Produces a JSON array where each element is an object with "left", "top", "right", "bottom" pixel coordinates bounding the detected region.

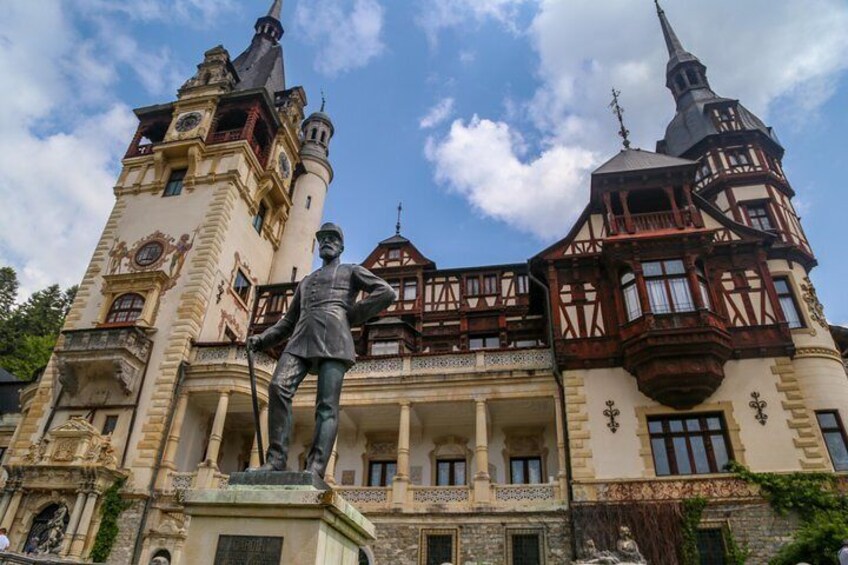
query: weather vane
[
  {"left": 609, "top": 87, "right": 631, "bottom": 149},
  {"left": 320, "top": 90, "right": 326, "bottom": 112},
  {"left": 396, "top": 202, "right": 403, "bottom": 236}
]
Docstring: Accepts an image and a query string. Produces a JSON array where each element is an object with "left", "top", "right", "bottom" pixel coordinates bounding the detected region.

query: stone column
[
  {"left": 60, "top": 491, "right": 87, "bottom": 556},
  {"left": 157, "top": 392, "right": 190, "bottom": 489},
  {"left": 324, "top": 439, "right": 339, "bottom": 486},
  {"left": 68, "top": 491, "right": 99, "bottom": 558},
  {"left": 392, "top": 402, "right": 411, "bottom": 507},
  {"left": 249, "top": 403, "right": 270, "bottom": 469},
  {"left": 473, "top": 398, "right": 491, "bottom": 504},
  {"left": 0, "top": 489, "right": 23, "bottom": 530},
  {"left": 197, "top": 390, "right": 230, "bottom": 488},
  {"left": 0, "top": 491, "right": 12, "bottom": 525},
  {"left": 554, "top": 396, "right": 569, "bottom": 502}
]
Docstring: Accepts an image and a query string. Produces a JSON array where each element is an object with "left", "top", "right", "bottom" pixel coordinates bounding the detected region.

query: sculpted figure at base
[
  {"left": 247, "top": 223, "right": 395, "bottom": 478},
  {"left": 576, "top": 526, "right": 646, "bottom": 565}
]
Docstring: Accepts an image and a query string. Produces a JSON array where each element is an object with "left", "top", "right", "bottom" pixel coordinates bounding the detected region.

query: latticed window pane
[
  {"left": 163, "top": 169, "right": 186, "bottom": 197},
  {"left": 774, "top": 278, "right": 803, "bottom": 329},
  {"left": 233, "top": 270, "right": 252, "bottom": 303},
  {"left": 817, "top": 411, "right": 848, "bottom": 471},
  {"left": 106, "top": 293, "right": 144, "bottom": 324},
  {"left": 425, "top": 535, "right": 453, "bottom": 565},
  {"left": 648, "top": 414, "right": 733, "bottom": 476},
  {"left": 511, "top": 534, "right": 541, "bottom": 565},
  {"left": 696, "top": 529, "right": 727, "bottom": 565},
  {"left": 746, "top": 204, "right": 773, "bottom": 231}
]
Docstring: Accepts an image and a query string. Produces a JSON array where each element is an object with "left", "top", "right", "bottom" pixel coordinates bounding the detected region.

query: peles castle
[{"left": 0, "top": 1, "right": 846, "bottom": 564}]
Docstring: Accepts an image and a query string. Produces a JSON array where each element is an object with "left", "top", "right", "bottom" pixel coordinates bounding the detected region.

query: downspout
[
  {"left": 527, "top": 264, "right": 578, "bottom": 560},
  {"left": 131, "top": 360, "right": 188, "bottom": 565}
]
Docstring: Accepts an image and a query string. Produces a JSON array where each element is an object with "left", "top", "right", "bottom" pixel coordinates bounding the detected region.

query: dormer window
[
  {"left": 674, "top": 74, "right": 686, "bottom": 93},
  {"left": 726, "top": 148, "right": 750, "bottom": 168},
  {"left": 744, "top": 203, "right": 774, "bottom": 232},
  {"left": 695, "top": 161, "right": 711, "bottom": 183},
  {"left": 388, "top": 248, "right": 400, "bottom": 260}
]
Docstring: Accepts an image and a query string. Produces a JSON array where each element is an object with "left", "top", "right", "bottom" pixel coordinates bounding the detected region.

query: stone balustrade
[{"left": 349, "top": 347, "right": 553, "bottom": 376}]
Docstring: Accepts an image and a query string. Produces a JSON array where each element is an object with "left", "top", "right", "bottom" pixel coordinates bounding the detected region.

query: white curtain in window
[
  {"left": 780, "top": 296, "right": 802, "bottom": 328},
  {"left": 699, "top": 281, "right": 711, "bottom": 310},
  {"left": 669, "top": 277, "right": 694, "bottom": 312},
  {"left": 623, "top": 284, "right": 642, "bottom": 321},
  {"left": 647, "top": 280, "right": 670, "bottom": 314}
]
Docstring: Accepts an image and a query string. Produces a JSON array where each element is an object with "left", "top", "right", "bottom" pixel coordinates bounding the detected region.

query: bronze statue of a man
[{"left": 246, "top": 223, "right": 395, "bottom": 477}]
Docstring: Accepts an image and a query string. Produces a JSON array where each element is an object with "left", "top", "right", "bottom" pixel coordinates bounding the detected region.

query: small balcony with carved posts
[
  {"left": 125, "top": 106, "right": 173, "bottom": 159},
  {"left": 605, "top": 188, "right": 704, "bottom": 238},
  {"left": 54, "top": 326, "right": 153, "bottom": 398},
  {"left": 205, "top": 97, "right": 278, "bottom": 167}
]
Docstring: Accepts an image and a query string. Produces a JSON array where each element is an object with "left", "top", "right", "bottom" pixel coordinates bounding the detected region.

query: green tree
[
  {"left": 0, "top": 267, "right": 17, "bottom": 320},
  {"left": 0, "top": 266, "right": 77, "bottom": 380}
]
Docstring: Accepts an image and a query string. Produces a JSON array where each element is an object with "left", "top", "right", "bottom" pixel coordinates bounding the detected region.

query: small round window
[{"left": 135, "top": 241, "right": 164, "bottom": 267}]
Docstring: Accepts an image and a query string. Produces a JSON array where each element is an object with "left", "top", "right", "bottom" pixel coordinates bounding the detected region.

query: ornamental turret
[{"left": 271, "top": 100, "right": 335, "bottom": 283}]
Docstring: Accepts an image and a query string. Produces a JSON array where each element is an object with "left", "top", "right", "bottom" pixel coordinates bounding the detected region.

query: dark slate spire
[
  {"left": 232, "top": 0, "right": 286, "bottom": 99},
  {"left": 654, "top": 0, "right": 711, "bottom": 102},
  {"left": 653, "top": 1, "right": 781, "bottom": 157}
]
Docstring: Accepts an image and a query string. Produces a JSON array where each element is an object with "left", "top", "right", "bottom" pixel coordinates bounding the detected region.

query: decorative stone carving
[
  {"left": 336, "top": 488, "right": 388, "bottom": 505},
  {"left": 575, "top": 526, "right": 645, "bottom": 565},
  {"left": 56, "top": 327, "right": 152, "bottom": 398},
  {"left": 36, "top": 504, "right": 69, "bottom": 555},
  {"left": 572, "top": 476, "right": 760, "bottom": 503},
  {"left": 604, "top": 400, "right": 620, "bottom": 433},
  {"left": 800, "top": 276, "right": 827, "bottom": 328},
  {"left": 493, "top": 484, "right": 555, "bottom": 502},
  {"left": 179, "top": 45, "right": 237, "bottom": 94},
  {"left": 412, "top": 487, "right": 470, "bottom": 504},
  {"left": 20, "top": 417, "right": 120, "bottom": 471}
]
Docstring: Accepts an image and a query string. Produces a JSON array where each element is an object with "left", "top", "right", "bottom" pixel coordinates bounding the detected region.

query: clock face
[
  {"left": 175, "top": 112, "right": 202, "bottom": 133},
  {"left": 278, "top": 153, "right": 291, "bottom": 179}
]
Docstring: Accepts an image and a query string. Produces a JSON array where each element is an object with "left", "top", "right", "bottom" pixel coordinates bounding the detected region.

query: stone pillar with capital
[
  {"left": 68, "top": 489, "right": 100, "bottom": 558},
  {"left": 554, "top": 395, "right": 569, "bottom": 502},
  {"left": 474, "top": 398, "right": 491, "bottom": 504},
  {"left": 60, "top": 490, "right": 88, "bottom": 556},
  {"left": 0, "top": 486, "right": 23, "bottom": 531},
  {"left": 392, "top": 402, "right": 411, "bottom": 507},
  {"left": 158, "top": 391, "right": 190, "bottom": 489},
  {"left": 197, "top": 390, "right": 230, "bottom": 488}
]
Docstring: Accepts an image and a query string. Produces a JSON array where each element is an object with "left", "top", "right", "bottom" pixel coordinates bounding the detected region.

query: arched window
[
  {"left": 151, "top": 549, "right": 172, "bottom": 565},
  {"left": 106, "top": 293, "right": 145, "bottom": 324},
  {"left": 310, "top": 128, "right": 318, "bottom": 140},
  {"left": 685, "top": 68, "right": 701, "bottom": 86},
  {"left": 305, "top": 195, "right": 312, "bottom": 210},
  {"left": 621, "top": 271, "right": 642, "bottom": 322},
  {"left": 320, "top": 131, "right": 327, "bottom": 143},
  {"left": 675, "top": 73, "right": 687, "bottom": 93}
]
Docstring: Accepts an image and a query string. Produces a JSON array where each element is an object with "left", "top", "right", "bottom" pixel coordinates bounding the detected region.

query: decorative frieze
[
  {"left": 493, "top": 484, "right": 556, "bottom": 502},
  {"left": 572, "top": 476, "right": 759, "bottom": 503}
]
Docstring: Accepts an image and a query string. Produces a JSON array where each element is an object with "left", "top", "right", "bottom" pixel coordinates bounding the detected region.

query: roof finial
[
  {"left": 609, "top": 88, "right": 631, "bottom": 149},
  {"left": 320, "top": 90, "right": 326, "bottom": 113},
  {"left": 395, "top": 202, "right": 403, "bottom": 236},
  {"left": 654, "top": 0, "right": 663, "bottom": 14}
]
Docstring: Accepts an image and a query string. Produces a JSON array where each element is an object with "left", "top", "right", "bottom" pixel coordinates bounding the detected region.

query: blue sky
[{"left": 1, "top": 0, "right": 847, "bottom": 323}]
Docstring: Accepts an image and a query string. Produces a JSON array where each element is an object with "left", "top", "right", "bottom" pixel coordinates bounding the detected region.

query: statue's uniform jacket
[{"left": 256, "top": 262, "right": 396, "bottom": 369}]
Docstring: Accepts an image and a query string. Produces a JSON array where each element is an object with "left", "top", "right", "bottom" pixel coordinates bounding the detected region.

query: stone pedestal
[{"left": 181, "top": 472, "right": 375, "bottom": 565}]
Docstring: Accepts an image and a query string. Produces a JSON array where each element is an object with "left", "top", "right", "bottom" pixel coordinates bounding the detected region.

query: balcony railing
[{"left": 613, "top": 209, "right": 694, "bottom": 234}]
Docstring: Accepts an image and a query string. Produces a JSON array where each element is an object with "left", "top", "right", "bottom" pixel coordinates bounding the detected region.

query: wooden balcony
[
  {"left": 612, "top": 209, "right": 696, "bottom": 235},
  {"left": 620, "top": 310, "right": 732, "bottom": 409}
]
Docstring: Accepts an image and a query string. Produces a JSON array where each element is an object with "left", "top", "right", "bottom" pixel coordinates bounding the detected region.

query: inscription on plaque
[{"left": 214, "top": 535, "right": 283, "bottom": 565}]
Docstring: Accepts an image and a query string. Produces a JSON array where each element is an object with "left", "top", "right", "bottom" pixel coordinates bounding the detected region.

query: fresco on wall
[{"left": 106, "top": 227, "right": 200, "bottom": 292}]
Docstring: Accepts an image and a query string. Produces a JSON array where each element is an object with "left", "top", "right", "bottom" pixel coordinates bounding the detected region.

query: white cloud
[
  {"left": 0, "top": 2, "right": 148, "bottom": 297},
  {"left": 425, "top": 117, "right": 598, "bottom": 238},
  {"left": 294, "top": 0, "right": 386, "bottom": 76},
  {"left": 420, "top": 98, "right": 456, "bottom": 129},
  {"left": 425, "top": 0, "right": 848, "bottom": 240},
  {"left": 75, "top": 0, "right": 236, "bottom": 26},
  {"left": 416, "top": 0, "right": 528, "bottom": 47}
]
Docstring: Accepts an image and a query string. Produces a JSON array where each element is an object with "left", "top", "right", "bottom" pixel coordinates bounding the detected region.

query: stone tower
[
  {"left": 0, "top": 1, "right": 329, "bottom": 562},
  {"left": 271, "top": 99, "right": 335, "bottom": 283}
]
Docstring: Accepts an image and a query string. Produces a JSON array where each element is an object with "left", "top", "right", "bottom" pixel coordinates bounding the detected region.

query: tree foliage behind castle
[{"left": 0, "top": 266, "right": 77, "bottom": 380}]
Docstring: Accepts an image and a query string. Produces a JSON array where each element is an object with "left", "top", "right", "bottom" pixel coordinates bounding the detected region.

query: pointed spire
[
  {"left": 609, "top": 88, "right": 631, "bottom": 149},
  {"left": 654, "top": 0, "right": 686, "bottom": 60},
  {"left": 396, "top": 202, "right": 403, "bottom": 236},
  {"left": 267, "top": 0, "right": 283, "bottom": 20}
]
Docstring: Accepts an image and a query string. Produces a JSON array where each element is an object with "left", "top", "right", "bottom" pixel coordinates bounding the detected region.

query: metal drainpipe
[
  {"left": 527, "top": 264, "right": 578, "bottom": 560},
  {"left": 130, "top": 360, "right": 188, "bottom": 565}
]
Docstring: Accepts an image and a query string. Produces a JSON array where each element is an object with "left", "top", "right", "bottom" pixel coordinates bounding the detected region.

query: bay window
[
  {"left": 621, "top": 271, "right": 642, "bottom": 322},
  {"left": 644, "top": 260, "right": 694, "bottom": 314}
]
